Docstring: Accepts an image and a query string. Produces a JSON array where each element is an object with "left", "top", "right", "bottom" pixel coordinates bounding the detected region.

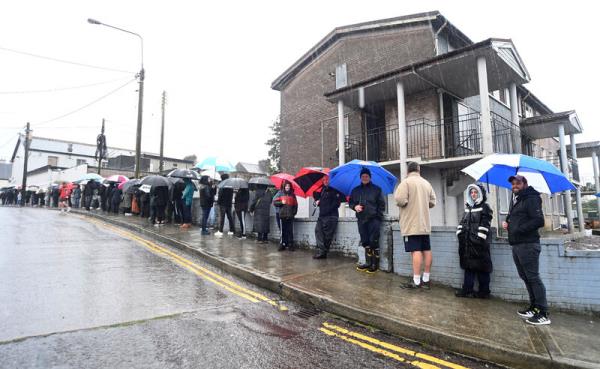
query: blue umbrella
[
  {"left": 329, "top": 160, "right": 398, "bottom": 195},
  {"left": 596, "top": 192, "right": 600, "bottom": 197},
  {"left": 195, "top": 156, "right": 235, "bottom": 172},
  {"left": 462, "top": 154, "right": 575, "bottom": 194},
  {"left": 74, "top": 173, "right": 104, "bottom": 183}
]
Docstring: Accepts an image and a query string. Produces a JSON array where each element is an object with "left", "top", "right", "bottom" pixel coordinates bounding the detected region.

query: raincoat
[
  {"left": 457, "top": 184, "right": 493, "bottom": 273},
  {"left": 250, "top": 188, "right": 272, "bottom": 234}
]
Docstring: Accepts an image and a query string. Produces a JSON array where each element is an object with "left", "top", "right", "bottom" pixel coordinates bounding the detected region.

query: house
[
  {"left": 272, "top": 10, "right": 593, "bottom": 232},
  {"left": 230, "top": 162, "right": 268, "bottom": 180},
  {"left": 0, "top": 161, "right": 12, "bottom": 188},
  {"left": 9, "top": 135, "right": 193, "bottom": 186}
]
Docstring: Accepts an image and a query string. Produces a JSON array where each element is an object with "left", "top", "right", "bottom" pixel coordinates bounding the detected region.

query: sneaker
[
  {"left": 66, "top": 207, "right": 71, "bottom": 213},
  {"left": 227, "top": 231, "right": 234, "bottom": 236},
  {"left": 455, "top": 290, "right": 474, "bottom": 298},
  {"left": 278, "top": 244, "right": 286, "bottom": 251},
  {"left": 526, "top": 310, "right": 551, "bottom": 326},
  {"left": 420, "top": 280, "right": 431, "bottom": 290},
  {"left": 214, "top": 231, "right": 223, "bottom": 237},
  {"left": 401, "top": 281, "right": 421, "bottom": 289},
  {"left": 517, "top": 306, "right": 535, "bottom": 319}
]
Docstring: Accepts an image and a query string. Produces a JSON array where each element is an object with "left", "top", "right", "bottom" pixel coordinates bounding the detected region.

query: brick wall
[{"left": 279, "top": 24, "right": 436, "bottom": 174}]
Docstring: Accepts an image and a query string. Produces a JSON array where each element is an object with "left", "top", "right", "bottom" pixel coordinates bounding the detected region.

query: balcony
[{"left": 346, "top": 112, "right": 522, "bottom": 163}]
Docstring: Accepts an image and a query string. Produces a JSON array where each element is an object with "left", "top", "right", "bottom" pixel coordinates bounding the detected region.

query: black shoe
[
  {"left": 455, "top": 290, "right": 474, "bottom": 298},
  {"left": 278, "top": 244, "right": 286, "bottom": 251},
  {"left": 526, "top": 309, "right": 551, "bottom": 325},
  {"left": 476, "top": 291, "right": 491, "bottom": 299},
  {"left": 401, "top": 281, "right": 422, "bottom": 289},
  {"left": 313, "top": 253, "right": 327, "bottom": 259},
  {"left": 517, "top": 306, "right": 535, "bottom": 319}
]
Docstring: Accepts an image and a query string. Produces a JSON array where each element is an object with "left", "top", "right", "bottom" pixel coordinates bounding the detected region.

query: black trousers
[
  {"left": 280, "top": 218, "right": 294, "bottom": 246},
  {"left": 358, "top": 218, "right": 381, "bottom": 251},
  {"left": 462, "top": 270, "right": 491, "bottom": 295},
  {"left": 151, "top": 205, "right": 165, "bottom": 223},
  {"left": 218, "top": 206, "right": 235, "bottom": 233},
  {"left": 315, "top": 215, "right": 339, "bottom": 254},
  {"left": 235, "top": 210, "right": 246, "bottom": 235},
  {"left": 512, "top": 242, "right": 548, "bottom": 311}
]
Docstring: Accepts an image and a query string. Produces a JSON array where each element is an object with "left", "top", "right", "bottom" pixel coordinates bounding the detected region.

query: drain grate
[{"left": 293, "top": 308, "right": 321, "bottom": 319}]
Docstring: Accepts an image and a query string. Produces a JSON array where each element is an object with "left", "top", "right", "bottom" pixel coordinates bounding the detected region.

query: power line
[
  {"left": 0, "top": 45, "right": 135, "bottom": 74},
  {"left": 32, "top": 78, "right": 137, "bottom": 127},
  {"left": 0, "top": 76, "right": 132, "bottom": 95}
]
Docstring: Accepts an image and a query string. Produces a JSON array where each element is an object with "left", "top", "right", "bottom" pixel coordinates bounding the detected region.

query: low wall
[{"left": 190, "top": 199, "right": 600, "bottom": 312}]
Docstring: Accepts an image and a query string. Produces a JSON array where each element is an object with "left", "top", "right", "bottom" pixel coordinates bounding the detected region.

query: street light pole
[
  {"left": 88, "top": 18, "right": 144, "bottom": 178},
  {"left": 21, "top": 122, "right": 31, "bottom": 203}
]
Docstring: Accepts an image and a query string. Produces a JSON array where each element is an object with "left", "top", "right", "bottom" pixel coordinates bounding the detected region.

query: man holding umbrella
[
  {"left": 313, "top": 175, "right": 344, "bottom": 259},
  {"left": 503, "top": 175, "right": 550, "bottom": 325},
  {"left": 349, "top": 167, "right": 386, "bottom": 273}
]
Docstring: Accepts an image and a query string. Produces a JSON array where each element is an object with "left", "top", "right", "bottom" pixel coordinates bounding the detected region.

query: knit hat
[{"left": 360, "top": 167, "right": 371, "bottom": 178}]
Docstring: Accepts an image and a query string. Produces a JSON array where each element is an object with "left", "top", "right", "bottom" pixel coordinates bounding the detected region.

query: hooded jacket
[
  {"left": 457, "top": 184, "right": 493, "bottom": 273},
  {"left": 273, "top": 183, "right": 298, "bottom": 220},
  {"left": 505, "top": 186, "right": 545, "bottom": 245}
]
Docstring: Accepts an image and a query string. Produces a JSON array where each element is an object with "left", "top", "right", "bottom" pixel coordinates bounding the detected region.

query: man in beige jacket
[{"left": 394, "top": 162, "right": 436, "bottom": 289}]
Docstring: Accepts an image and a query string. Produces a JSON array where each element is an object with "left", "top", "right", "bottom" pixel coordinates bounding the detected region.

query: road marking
[
  {"left": 321, "top": 323, "right": 471, "bottom": 369},
  {"left": 86, "top": 218, "right": 287, "bottom": 311}
]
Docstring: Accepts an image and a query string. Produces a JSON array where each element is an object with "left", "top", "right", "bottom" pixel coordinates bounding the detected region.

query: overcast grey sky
[{"left": 0, "top": 1, "right": 598, "bottom": 180}]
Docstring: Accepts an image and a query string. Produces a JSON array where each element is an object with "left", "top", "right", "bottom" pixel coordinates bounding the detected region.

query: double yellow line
[
  {"left": 86, "top": 218, "right": 287, "bottom": 311},
  {"left": 319, "top": 322, "right": 470, "bottom": 369}
]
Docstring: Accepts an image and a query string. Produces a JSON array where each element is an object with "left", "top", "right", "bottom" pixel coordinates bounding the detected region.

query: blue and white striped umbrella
[
  {"left": 462, "top": 154, "right": 575, "bottom": 194},
  {"left": 195, "top": 157, "right": 235, "bottom": 172}
]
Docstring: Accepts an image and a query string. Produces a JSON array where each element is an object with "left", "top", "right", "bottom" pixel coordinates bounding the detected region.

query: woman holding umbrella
[{"left": 273, "top": 181, "right": 298, "bottom": 251}]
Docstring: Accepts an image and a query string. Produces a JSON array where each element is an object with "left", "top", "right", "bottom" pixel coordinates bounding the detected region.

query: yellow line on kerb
[
  {"left": 87, "top": 218, "right": 287, "bottom": 311},
  {"left": 321, "top": 323, "right": 471, "bottom": 369}
]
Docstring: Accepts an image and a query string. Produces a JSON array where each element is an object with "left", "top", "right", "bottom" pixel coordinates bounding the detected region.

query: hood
[{"left": 465, "top": 183, "right": 487, "bottom": 207}]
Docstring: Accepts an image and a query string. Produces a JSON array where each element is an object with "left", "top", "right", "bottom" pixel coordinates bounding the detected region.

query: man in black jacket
[
  {"left": 216, "top": 174, "right": 235, "bottom": 237},
  {"left": 349, "top": 167, "right": 386, "bottom": 273},
  {"left": 313, "top": 175, "right": 344, "bottom": 259},
  {"left": 503, "top": 175, "right": 550, "bottom": 325},
  {"left": 200, "top": 177, "right": 216, "bottom": 235}
]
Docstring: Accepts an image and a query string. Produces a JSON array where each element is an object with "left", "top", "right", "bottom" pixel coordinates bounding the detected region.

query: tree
[
  {"left": 265, "top": 116, "right": 281, "bottom": 174},
  {"left": 183, "top": 154, "right": 197, "bottom": 163}
]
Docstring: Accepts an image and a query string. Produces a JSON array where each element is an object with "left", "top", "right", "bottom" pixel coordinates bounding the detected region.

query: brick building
[{"left": 272, "top": 10, "right": 594, "bottom": 232}]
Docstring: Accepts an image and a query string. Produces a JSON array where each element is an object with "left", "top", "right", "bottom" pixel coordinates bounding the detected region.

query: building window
[
  {"left": 76, "top": 159, "right": 87, "bottom": 166},
  {"left": 335, "top": 64, "right": 347, "bottom": 89},
  {"left": 48, "top": 156, "right": 58, "bottom": 166},
  {"left": 172, "top": 163, "right": 178, "bottom": 168}
]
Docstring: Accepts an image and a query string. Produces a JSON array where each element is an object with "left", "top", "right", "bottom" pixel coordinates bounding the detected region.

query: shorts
[{"left": 404, "top": 235, "right": 431, "bottom": 252}]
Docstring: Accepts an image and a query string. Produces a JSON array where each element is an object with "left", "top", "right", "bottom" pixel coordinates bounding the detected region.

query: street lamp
[{"left": 88, "top": 18, "right": 145, "bottom": 178}]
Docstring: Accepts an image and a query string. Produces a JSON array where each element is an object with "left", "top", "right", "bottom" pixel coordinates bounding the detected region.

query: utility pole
[
  {"left": 159, "top": 91, "right": 166, "bottom": 173},
  {"left": 21, "top": 122, "right": 31, "bottom": 202},
  {"left": 135, "top": 68, "right": 145, "bottom": 178},
  {"left": 96, "top": 119, "right": 107, "bottom": 175}
]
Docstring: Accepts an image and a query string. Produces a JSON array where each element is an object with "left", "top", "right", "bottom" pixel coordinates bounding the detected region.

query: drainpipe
[{"left": 434, "top": 20, "right": 448, "bottom": 55}]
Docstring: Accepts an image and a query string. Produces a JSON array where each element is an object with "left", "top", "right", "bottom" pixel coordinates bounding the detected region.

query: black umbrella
[
  {"left": 218, "top": 178, "right": 248, "bottom": 190},
  {"left": 167, "top": 169, "right": 200, "bottom": 180},
  {"left": 140, "top": 175, "right": 171, "bottom": 188},
  {"left": 249, "top": 176, "right": 273, "bottom": 190},
  {"left": 121, "top": 179, "right": 142, "bottom": 194}
]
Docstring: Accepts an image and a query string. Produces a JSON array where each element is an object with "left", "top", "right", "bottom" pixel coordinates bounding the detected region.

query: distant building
[
  {"left": 0, "top": 161, "right": 12, "bottom": 188},
  {"left": 230, "top": 161, "right": 268, "bottom": 180}
]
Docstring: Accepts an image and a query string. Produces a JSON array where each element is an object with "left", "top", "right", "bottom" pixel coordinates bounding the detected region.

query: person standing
[
  {"left": 349, "top": 167, "right": 386, "bottom": 273},
  {"left": 58, "top": 182, "right": 72, "bottom": 213},
  {"left": 51, "top": 186, "right": 60, "bottom": 208},
  {"left": 394, "top": 162, "right": 436, "bottom": 289},
  {"left": 234, "top": 188, "right": 250, "bottom": 239},
  {"left": 180, "top": 178, "right": 194, "bottom": 229},
  {"left": 215, "top": 174, "right": 235, "bottom": 237},
  {"left": 249, "top": 186, "right": 272, "bottom": 243},
  {"left": 273, "top": 181, "right": 298, "bottom": 251},
  {"left": 110, "top": 185, "right": 122, "bottom": 215},
  {"left": 455, "top": 183, "right": 493, "bottom": 298},
  {"left": 150, "top": 186, "right": 168, "bottom": 225},
  {"left": 72, "top": 184, "right": 81, "bottom": 208},
  {"left": 199, "top": 177, "right": 216, "bottom": 235},
  {"left": 313, "top": 175, "right": 344, "bottom": 259},
  {"left": 503, "top": 175, "right": 550, "bottom": 325},
  {"left": 83, "top": 181, "right": 95, "bottom": 211}
]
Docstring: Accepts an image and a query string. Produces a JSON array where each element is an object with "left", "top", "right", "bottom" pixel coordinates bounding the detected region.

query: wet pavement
[{"left": 0, "top": 207, "right": 502, "bottom": 369}]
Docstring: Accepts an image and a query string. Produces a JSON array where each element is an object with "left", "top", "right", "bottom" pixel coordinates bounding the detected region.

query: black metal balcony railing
[{"left": 345, "top": 112, "right": 523, "bottom": 163}]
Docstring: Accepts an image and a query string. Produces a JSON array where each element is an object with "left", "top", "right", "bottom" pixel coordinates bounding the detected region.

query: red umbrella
[
  {"left": 294, "top": 167, "right": 330, "bottom": 197},
  {"left": 270, "top": 173, "right": 306, "bottom": 198}
]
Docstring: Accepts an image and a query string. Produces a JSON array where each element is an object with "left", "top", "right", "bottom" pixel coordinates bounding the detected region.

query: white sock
[
  {"left": 423, "top": 273, "right": 430, "bottom": 283},
  {"left": 413, "top": 275, "right": 421, "bottom": 285}
]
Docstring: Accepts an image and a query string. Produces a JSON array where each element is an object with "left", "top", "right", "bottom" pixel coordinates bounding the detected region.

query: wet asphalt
[{"left": 0, "top": 207, "right": 504, "bottom": 369}]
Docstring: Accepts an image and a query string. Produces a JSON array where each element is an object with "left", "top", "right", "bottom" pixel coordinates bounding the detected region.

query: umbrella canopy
[
  {"left": 294, "top": 167, "right": 330, "bottom": 197},
  {"left": 596, "top": 193, "right": 600, "bottom": 197},
  {"left": 26, "top": 185, "right": 40, "bottom": 191},
  {"left": 168, "top": 177, "right": 184, "bottom": 185},
  {"left": 139, "top": 184, "right": 152, "bottom": 193},
  {"left": 140, "top": 175, "right": 171, "bottom": 188},
  {"left": 461, "top": 154, "right": 576, "bottom": 194},
  {"left": 167, "top": 169, "right": 200, "bottom": 180},
  {"left": 75, "top": 173, "right": 103, "bottom": 183},
  {"left": 248, "top": 176, "right": 273, "bottom": 190},
  {"left": 218, "top": 177, "right": 248, "bottom": 190},
  {"left": 119, "top": 179, "right": 142, "bottom": 193},
  {"left": 200, "top": 169, "right": 221, "bottom": 181},
  {"left": 270, "top": 173, "right": 306, "bottom": 198},
  {"left": 105, "top": 174, "right": 129, "bottom": 183},
  {"left": 329, "top": 160, "right": 398, "bottom": 195},
  {"left": 195, "top": 157, "right": 235, "bottom": 172}
]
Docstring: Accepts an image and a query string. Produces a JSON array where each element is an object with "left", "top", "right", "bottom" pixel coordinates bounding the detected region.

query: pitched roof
[
  {"left": 271, "top": 11, "right": 472, "bottom": 91},
  {"left": 235, "top": 162, "right": 267, "bottom": 174}
]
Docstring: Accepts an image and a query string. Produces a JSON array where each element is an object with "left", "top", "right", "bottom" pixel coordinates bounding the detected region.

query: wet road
[{"left": 0, "top": 207, "right": 503, "bottom": 369}]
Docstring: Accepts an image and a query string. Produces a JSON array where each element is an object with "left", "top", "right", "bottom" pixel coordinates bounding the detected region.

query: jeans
[
  {"left": 462, "top": 269, "right": 491, "bottom": 295},
  {"left": 512, "top": 242, "right": 548, "bottom": 311},
  {"left": 201, "top": 207, "right": 211, "bottom": 231}
]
